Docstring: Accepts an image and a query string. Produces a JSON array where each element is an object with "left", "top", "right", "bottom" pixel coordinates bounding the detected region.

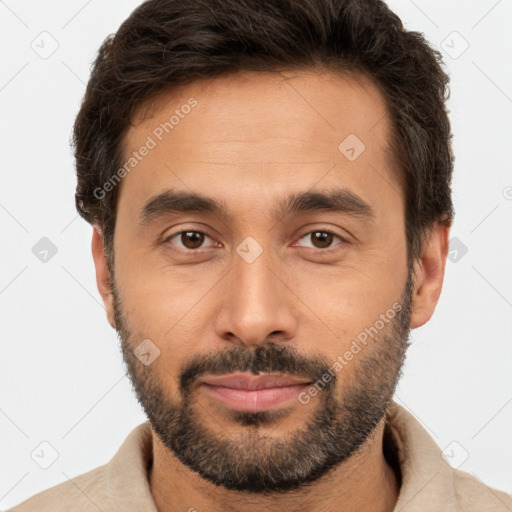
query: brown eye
[
  {"left": 297, "top": 230, "right": 343, "bottom": 250},
  {"left": 166, "top": 230, "right": 213, "bottom": 250},
  {"left": 311, "top": 231, "right": 334, "bottom": 248},
  {"left": 181, "top": 231, "right": 205, "bottom": 249}
]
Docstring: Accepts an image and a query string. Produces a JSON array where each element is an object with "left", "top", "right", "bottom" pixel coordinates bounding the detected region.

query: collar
[{"left": 384, "top": 401, "right": 458, "bottom": 511}]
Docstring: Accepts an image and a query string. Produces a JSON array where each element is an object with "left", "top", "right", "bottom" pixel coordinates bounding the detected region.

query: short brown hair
[{"left": 73, "top": 0, "right": 454, "bottom": 269}]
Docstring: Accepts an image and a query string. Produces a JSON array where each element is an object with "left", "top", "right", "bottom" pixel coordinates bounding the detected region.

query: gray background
[{"left": 1, "top": 0, "right": 511, "bottom": 508}]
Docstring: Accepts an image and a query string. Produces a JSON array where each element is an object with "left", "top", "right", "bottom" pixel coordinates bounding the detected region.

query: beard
[{"left": 112, "top": 270, "right": 414, "bottom": 495}]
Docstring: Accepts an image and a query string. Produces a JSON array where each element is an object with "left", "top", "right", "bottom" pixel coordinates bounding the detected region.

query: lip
[
  {"left": 201, "top": 372, "right": 311, "bottom": 390},
  {"left": 199, "top": 372, "right": 312, "bottom": 412}
]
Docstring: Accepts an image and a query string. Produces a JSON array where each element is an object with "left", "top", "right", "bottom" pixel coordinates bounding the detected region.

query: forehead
[{"left": 116, "top": 69, "right": 400, "bottom": 223}]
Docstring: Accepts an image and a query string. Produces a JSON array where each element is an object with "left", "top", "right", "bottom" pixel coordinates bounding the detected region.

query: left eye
[
  {"left": 296, "top": 230, "right": 344, "bottom": 250},
  {"left": 165, "top": 230, "right": 216, "bottom": 250}
]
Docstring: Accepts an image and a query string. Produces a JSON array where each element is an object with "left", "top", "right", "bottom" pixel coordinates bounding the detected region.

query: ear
[
  {"left": 409, "top": 222, "right": 451, "bottom": 329},
  {"left": 91, "top": 225, "right": 116, "bottom": 329}
]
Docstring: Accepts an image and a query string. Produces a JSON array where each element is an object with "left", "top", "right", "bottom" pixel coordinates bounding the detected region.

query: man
[{"left": 10, "top": 0, "right": 512, "bottom": 510}]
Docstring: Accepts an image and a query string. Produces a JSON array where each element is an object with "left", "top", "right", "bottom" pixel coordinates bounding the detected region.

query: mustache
[{"left": 179, "top": 342, "right": 334, "bottom": 396}]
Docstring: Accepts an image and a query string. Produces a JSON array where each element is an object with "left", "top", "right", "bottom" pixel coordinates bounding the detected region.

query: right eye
[{"left": 164, "top": 229, "right": 220, "bottom": 251}]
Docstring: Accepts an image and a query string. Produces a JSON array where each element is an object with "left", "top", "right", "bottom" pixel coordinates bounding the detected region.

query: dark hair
[{"left": 73, "top": 0, "right": 454, "bottom": 271}]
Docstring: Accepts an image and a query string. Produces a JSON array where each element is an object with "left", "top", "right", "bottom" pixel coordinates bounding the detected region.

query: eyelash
[{"left": 163, "top": 229, "right": 347, "bottom": 252}]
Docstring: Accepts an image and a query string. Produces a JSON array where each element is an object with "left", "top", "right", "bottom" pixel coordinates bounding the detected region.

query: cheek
[
  {"left": 292, "top": 246, "right": 407, "bottom": 356},
  {"left": 113, "top": 226, "right": 205, "bottom": 332},
  {"left": 113, "top": 256, "right": 220, "bottom": 380},
  {"left": 117, "top": 271, "right": 216, "bottom": 339}
]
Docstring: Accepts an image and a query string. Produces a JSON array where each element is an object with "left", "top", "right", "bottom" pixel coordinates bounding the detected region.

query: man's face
[{"left": 108, "top": 69, "right": 413, "bottom": 492}]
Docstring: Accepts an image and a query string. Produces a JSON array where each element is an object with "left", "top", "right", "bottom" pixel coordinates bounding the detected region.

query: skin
[{"left": 91, "top": 69, "right": 449, "bottom": 512}]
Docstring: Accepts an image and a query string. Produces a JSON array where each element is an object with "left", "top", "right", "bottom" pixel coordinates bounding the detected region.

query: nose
[{"left": 214, "top": 250, "right": 298, "bottom": 347}]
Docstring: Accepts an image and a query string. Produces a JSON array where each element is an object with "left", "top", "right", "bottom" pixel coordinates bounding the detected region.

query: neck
[{"left": 149, "top": 419, "right": 399, "bottom": 512}]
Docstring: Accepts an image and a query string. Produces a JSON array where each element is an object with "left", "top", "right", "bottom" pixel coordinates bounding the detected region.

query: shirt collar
[{"left": 384, "top": 401, "right": 457, "bottom": 511}]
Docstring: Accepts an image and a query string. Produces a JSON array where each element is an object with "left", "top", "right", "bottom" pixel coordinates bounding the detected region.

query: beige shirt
[{"left": 9, "top": 401, "right": 512, "bottom": 511}]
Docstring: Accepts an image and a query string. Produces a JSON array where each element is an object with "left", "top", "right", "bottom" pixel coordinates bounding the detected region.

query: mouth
[{"left": 199, "top": 372, "right": 312, "bottom": 412}]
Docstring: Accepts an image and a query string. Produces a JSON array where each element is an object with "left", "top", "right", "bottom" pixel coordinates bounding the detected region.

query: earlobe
[
  {"left": 91, "top": 225, "right": 116, "bottom": 329},
  {"left": 409, "top": 222, "right": 451, "bottom": 329}
]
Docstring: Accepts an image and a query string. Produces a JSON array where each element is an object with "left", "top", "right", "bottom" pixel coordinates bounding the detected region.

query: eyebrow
[
  {"left": 138, "top": 187, "right": 375, "bottom": 226},
  {"left": 274, "top": 187, "right": 374, "bottom": 223}
]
